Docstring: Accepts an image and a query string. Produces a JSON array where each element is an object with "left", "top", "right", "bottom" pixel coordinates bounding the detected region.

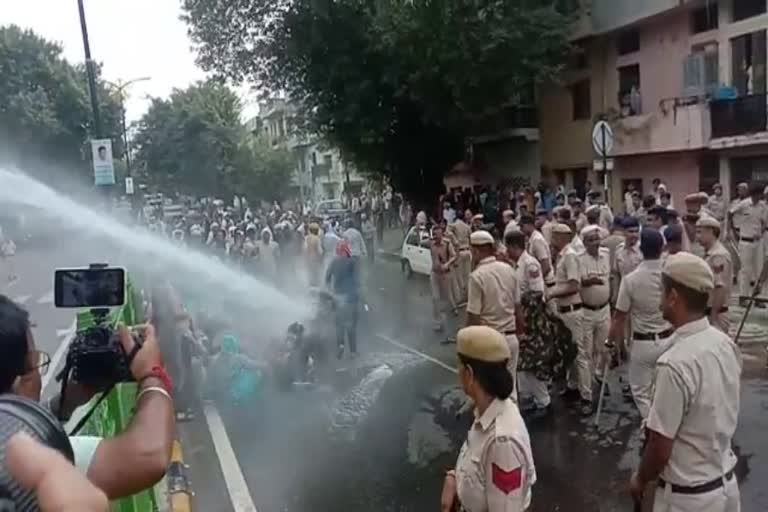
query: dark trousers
[{"left": 336, "top": 297, "right": 359, "bottom": 354}]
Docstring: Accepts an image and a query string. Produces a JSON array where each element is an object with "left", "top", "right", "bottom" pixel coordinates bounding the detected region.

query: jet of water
[{"left": 0, "top": 168, "right": 311, "bottom": 339}]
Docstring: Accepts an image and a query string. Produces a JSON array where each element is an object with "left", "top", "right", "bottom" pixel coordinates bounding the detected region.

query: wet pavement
[{"left": 3, "top": 228, "right": 768, "bottom": 511}]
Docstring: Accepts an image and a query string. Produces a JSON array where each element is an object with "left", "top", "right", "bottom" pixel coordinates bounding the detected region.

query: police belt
[
  {"left": 632, "top": 328, "right": 674, "bottom": 341},
  {"left": 545, "top": 281, "right": 556, "bottom": 288},
  {"left": 582, "top": 302, "right": 609, "bottom": 311},
  {"left": 558, "top": 303, "right": 582, "bottom": 314},
  {"left": 658, "top": 469, "right": 734, "bottom": 495},
  {"left": 739, "top": 237, "right": 757, "bottom": 243},
  {"left": 704, "top": 306, "right": 729, "bottom": 315}
]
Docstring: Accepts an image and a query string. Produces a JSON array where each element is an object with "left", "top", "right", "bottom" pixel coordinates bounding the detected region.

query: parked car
[{"left": 400, "top": 225, "right": 432, "bottom": 277}]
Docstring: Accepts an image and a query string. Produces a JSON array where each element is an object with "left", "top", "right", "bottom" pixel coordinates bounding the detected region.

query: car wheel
[{"left": 402, "top": 260, "right": 413, "bottom": 279}]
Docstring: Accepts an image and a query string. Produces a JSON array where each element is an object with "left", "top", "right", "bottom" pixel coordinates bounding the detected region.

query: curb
[{"left": 167, "top": 439, "right": 192, "bottom": 512}]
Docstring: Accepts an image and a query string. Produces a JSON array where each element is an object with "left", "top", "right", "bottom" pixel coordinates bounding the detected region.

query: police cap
[
  {"left": 470, "top": 230, "right": 495, "bottom": 246},
  {"left": 663, "top": 252, "right": 714, "bottom": 293},
  {"left": 457, "top": 326, "right": 510, "bottom": 363}
]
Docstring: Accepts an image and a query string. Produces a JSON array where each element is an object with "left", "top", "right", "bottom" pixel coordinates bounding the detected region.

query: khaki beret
[
  {"left": 470, "top": 230, "right": 495, "bottom": 246},
  {"left": 737, "top": 182, "right": 749, "bottom": 190},
  {"left": 585, "top": 204, "right": 600, "bottom": 214},
  {"left": 696, "top": 216, "right": 720, "bottom": 229},
  {"left": 685, "top": 192, "right": 706, "bottom": 203},
  {"left": 502, "top": 209, "right": 515, "bottom": 217},
  {"left": 552, "top": 223, "right": 572, "bottom": 235},
  {"left": 472, "top": 214, "right": 484, "bottom": 222},
  {"left": 457, "top": 326, "right": 510, "bottom": 363},
  {"left": 663, "top": 252, "right": 714, "bottom": 293}
]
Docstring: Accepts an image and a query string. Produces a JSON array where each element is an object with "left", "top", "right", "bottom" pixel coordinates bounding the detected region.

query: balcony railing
[
  {"left": 710, "top": 94, "right": 768, "bottom": 139},
  {"left": 468, "top": 105, "right": 538, "bottom": 139}
]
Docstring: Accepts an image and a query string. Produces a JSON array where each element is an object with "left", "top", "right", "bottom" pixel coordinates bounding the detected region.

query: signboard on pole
[
  {"left": 592, "top": 121, "right": 614, "bottom": 157},
  {"left": 91, "top": 139, "right": 115, "bottom": 186},
  {"left": 125, "top": 177, "right": 135, "bottom": 195},
  {"left": 593, "top": 158, "right": 615, "bottom": 171}
]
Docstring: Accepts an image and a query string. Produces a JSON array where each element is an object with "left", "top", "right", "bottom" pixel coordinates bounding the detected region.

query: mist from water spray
[{"left": 0, "top": 168, "right": 311, "bottom": 339}]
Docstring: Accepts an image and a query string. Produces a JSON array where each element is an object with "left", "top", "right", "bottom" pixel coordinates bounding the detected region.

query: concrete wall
[
  {"left": 614, "top": 151, "right": 701, "bottom": 207},
  {"left": 590, "top": 0, "right": 683, "bottom": 34}
]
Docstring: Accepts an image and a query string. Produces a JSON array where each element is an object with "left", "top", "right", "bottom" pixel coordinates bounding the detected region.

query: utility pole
[
  {"left": 77, "top": 0, "right": 102, "bottom": 137},
  {"left": 105, "top": 77, "right": 151, "bottom": 176}
]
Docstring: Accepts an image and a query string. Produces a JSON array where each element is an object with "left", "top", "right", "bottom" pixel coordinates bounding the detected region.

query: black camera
[
  {"left": 53, "top": 265, "right": 140, "bottom": 390},
  {"left": 0, "top": 396, "right": 73, "bottom": 512}
]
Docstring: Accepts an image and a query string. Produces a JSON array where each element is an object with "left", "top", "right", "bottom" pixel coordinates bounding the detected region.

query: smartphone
[{"left": 54, "top": 267, "right": 126, "bottom": 308}]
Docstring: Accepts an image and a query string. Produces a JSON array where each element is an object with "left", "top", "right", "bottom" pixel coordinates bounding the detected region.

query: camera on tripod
[{"left": 53, "top": 264, "right": 142, "bottom": 389}]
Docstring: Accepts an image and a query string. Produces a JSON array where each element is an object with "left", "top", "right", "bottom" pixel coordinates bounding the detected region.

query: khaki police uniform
[
  {"left": 541, "top": 220, "right": 553, "bottom": 245},
  {"left": 601, "top": 232, "right": 625, "bottom": 306},
  {"left": 553, "top": 238, "right": 590, "bottom": 401},
  {"left": 431, "top": 237, "right": 456, "bottom": 330},
  {"left": 646, "top": 254, "right": 741, "bottom": 512},
  {"left": 729, "top": 198, "right": 766, "bottom": 299},
  {"left": 514, "top": 251, "right": 549, "bottom": 408},
  {"left": 707, "top": 194, "right": 727, "bottom": 223},
  {"left": 453, "top": 326, "right": 536, "bottom": 512},
  {"left": 527, "top": 229, "right": 555, "bottom": 289},
  {"left": 614, "top": 241, "right": 643, "bottom": 280},
  {"left": 704, "top": 238, "right": 733, "bottom": 335},
  {"left": 578, "top": 245, "right": 611, "bottom": 381},
  {"left": 615, "top": 259, "right": 674, "bottom": 419},
  {"left": 467, "top": 233, "right": 521, "bottom": 396},
  {"left": 452, "top": 219, "right": 473, "bottom": 303}
]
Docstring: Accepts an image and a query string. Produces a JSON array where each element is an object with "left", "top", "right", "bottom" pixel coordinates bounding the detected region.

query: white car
[{"left": 400, "top": 225, "right": 432, "bottom": 277}]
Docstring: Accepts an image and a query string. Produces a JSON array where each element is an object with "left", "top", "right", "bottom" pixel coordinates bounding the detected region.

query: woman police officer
[{"left": 441, "top": 326, "right": 536, "bottom": 512}]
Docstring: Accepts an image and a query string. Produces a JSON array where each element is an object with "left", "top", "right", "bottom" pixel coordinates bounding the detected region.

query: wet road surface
[{"left": 3, "top": 229, "right": 767, "bottom": 511}]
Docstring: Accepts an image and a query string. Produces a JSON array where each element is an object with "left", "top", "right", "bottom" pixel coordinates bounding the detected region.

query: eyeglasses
[{"left": 26, "top": 350, "right": 51, "bottom": 376}]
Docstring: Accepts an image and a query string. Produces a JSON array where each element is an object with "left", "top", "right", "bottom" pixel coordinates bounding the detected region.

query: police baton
[{"left": 594, "top": 340, "right": 615, "bottom": 426}]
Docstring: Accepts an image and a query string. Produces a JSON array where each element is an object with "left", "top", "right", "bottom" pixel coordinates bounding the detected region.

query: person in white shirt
[{"left": 443, "top": 202, "right": 457, "bottom": 225}]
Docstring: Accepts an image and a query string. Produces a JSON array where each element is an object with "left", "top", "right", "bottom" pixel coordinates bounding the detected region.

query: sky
[{"left": 1, "top": 0, "right": 258, "bottom": 122}]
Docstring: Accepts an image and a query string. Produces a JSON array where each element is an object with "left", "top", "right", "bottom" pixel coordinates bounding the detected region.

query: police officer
[
  {"left": 728, "top": 183, "right": 766, "bottom": 307},
  {"left": 586, "top": 190, "right": 614, "bottom": 230},
  {"left": 578, "top": 226, "right": 611, "bottom": 384},
  {"left": 706, "top": 184, "right": 727, "bottom": 223},
  {"left": 608, "top": 229, "right": 674, "bottom": 419},
  {"left": 450, "top": 213, "right": 473, "bottom": 304},
  {"left": 466, "top": 231, "right": 523, "bottom": 394},
  {"left": 629, "top": 252, "right": 741, "bottom": 512},
  {"left": 696, "top": 217, "right": 733, "bottom": 334},
  {"left": 548, "top": 223, "right": 593, "bottom": 416},
  {"left": 520, "top": 215, "right": 555, "bottom": 292},
  {"left": 614, "top": 217, "right": 643, "bottom": 286},
  {"left": 505, "top": 230, "right": 549, "bottom": 413},
  {"left": 441, "top": 326, "right": 536, "bottom": 512}
]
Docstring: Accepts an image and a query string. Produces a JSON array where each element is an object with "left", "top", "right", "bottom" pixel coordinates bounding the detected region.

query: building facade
[
  {"left": 540, "top": 0, "right": 768, "bottom": 209},
  {"left": 247, "top": 97, "right": 365, "bottom": 203}
]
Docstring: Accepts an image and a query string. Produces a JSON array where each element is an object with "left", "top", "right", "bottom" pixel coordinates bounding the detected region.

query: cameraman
[{"left": 0, "top": 294, "right": 175, "bottom": 500}]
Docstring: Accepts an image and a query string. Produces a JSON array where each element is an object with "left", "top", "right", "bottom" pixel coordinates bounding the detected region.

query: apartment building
[
  {"left": 540, "top": 0, "right": 768, "bottom": 208},
  {"left": 247, "top": 97, "right": 365, "bottom": 202}
]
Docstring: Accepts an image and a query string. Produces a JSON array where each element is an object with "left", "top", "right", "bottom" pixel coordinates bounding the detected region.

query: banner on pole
[{"left": 91, "top": 139, "right": 116, "bottom": 186}]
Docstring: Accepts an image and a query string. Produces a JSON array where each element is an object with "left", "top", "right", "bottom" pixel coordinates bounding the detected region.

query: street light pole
[
  {"left": 104, "top": 77, "right": 151, "bottom": 177},
  {"left": 77, "top": 0, "right": 102, "bottom": 137}
]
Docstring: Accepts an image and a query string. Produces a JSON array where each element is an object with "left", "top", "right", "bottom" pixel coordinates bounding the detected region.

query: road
[{"left": 3, "top": 229, "right": 767, "bottom": 512}]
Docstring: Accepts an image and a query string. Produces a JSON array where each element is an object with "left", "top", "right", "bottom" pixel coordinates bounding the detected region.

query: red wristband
[{"left": 141, "top": 366, "right": 173, "bottom": 393}]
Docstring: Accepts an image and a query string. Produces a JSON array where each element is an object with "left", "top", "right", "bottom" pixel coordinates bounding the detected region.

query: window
[
  {"left": 684, "top": 44, "right": 719, "bottom": 96},
  {"left": 406, "top": 230, "right": 420, "bottom": 246},
  {"left": 617, "top": 29, "right": 640, "bottom": 55},
  {"left": 698, "top": 153, "right": 719, "bottom": 194},
  {"left": 733, "top": 0, "right": 765, "bottom": 22},
  {"left": 618, "top": 64, "right": 642, "bottom": 116},
  {"left": 731, "top": 30, "right": 767, "bottom": 95},
  {"left": 691, "top": 3, "right": 718, "bottom": 33},
  {"left": 570, "top": 80, "right": 591, "bottom": 120},
  {"left": 324, "top": 154, "right": 333, "bottom": 167}
]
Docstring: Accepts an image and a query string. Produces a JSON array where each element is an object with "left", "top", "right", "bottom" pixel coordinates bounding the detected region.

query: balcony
[
  {"left": 610, "top": 99, "right": 711, "bottom": 156},
  {"left": 311, "top": 162, "right": 331, "bottom": 179},
  {"left": 710, "top": 94, "right": 768, "bottom": 139},
  {"left": 468, "top": 105, "right": 539, "bottom": 145}
]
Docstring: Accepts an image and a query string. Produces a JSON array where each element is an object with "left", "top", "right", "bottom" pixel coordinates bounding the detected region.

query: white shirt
[
  {"left": 443, "top": 207, "right": 457, "bottom": 224},
  {"left": 647, "top": 318, "right": 741, "bottom": 486},
  {"left": 342, "top": 227, "right": 367, "bottom": 257}
]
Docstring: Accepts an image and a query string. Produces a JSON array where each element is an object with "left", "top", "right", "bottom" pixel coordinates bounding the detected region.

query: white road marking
[
  {"left": 13, "top": 294, "right": 31, "bottom": 305},
  {"left": 203, "top": 403, "right": 258, "bottom": 512},
  {"left": 42, "top": 320, "right": 77, "bottom": 393},
  {"left": 37, "top": 290, "right": 54, "bottom": 304},
  {"left": 375, "top": 333, "right": 458, "bottom": 374}
]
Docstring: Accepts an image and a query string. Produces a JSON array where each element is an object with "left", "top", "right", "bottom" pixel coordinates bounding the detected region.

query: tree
[
  {"left": 133, "top": 80, "right": 296, "bottom": 201},
  {"left": 133, "top": 81, "right": 245, "bottom": 198},
  {"left": 0, "top": 25, "right": 124, "bottom": 183},
  {"left": 181, "top": 0, "right": 579, "bottom": 204}
]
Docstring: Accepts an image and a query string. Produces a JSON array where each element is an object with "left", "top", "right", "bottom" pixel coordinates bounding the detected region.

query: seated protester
[
  {"left": 0, "top": 295, "right": 174, "bottom": 499},
  {"left": 206, "top": 332, "right": 265, "bottom": 405}
]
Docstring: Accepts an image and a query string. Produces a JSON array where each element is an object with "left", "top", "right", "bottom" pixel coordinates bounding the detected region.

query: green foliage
[
  {"left": 133, "top": 81, "right": 296, "bottom": 201},
  {"left": 182, "top": 0, "right": 579, "bottom": 203},
  {"left": 0, "top": 25, "right": 123, "bottom": 179}
]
